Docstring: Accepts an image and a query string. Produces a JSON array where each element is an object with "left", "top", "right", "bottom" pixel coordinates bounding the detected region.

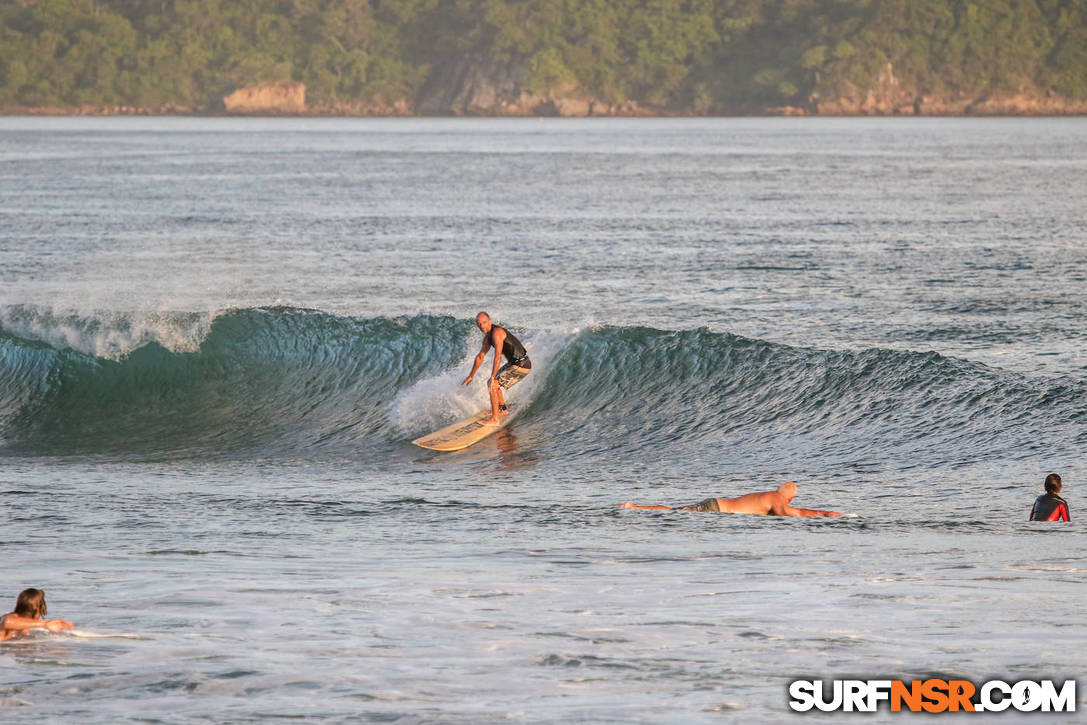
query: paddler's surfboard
[
  {"left": 68, "top": 630, "right": 147, "bottom": 639},
  {"left": 412, "top": 409, "right": 511, "bottom": 451}
]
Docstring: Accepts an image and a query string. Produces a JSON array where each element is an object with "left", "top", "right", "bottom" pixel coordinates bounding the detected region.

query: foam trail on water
[{"left": 389, "top": 345, "right": 488, "bottom": 435}]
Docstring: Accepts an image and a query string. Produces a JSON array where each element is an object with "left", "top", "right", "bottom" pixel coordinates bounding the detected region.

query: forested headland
[{"left": 2, "top": 0, "right": 1086, "bottom": 116}]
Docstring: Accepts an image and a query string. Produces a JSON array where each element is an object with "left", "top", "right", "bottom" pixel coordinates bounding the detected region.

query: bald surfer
[
  {"left": 621, "top": 481, "right": 844, "bottom": 517},
  {"left": 1029, "top": 473, "right": 1069, "bottom": 521},
  {"left": 462, "top": 312, "right": 531, "bottom": 426}
]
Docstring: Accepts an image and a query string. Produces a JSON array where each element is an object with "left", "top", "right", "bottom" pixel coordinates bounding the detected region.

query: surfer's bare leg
[{"left": 479, "top": 379, "right": 503, "bottom": 426}]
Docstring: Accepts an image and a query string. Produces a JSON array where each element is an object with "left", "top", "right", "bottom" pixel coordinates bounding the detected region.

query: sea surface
[{"left": 1, "top": 117, "right": 1084, "bottom": 723}]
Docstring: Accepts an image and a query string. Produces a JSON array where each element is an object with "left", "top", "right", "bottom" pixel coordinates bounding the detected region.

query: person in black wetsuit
[
  {"left": 1030, "top": 473, "right": 1069, "bottom": 521},
  {"left": 462, "top": 312, "right": 531, "bottom": 426}
]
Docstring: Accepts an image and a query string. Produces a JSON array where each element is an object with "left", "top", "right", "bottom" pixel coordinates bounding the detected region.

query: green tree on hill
[{"left": 0, "top": 0, "right": 1084, "bottom": 112}]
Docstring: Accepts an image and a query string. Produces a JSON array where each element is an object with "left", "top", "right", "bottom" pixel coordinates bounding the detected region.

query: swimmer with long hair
[{"left": 1, "top": 588, "right": 74, "bottom": 641}]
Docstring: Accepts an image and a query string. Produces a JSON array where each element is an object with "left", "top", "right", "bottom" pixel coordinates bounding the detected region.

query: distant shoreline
[
  {"left": 7, "top": 77, "right": 1087, "bottom": 119},
  {"left": 4, "top": 107, "right": 1086, "bottom": 118},
  {"left": 6, "top": 1, "right": 1086, "bottom": 126}
]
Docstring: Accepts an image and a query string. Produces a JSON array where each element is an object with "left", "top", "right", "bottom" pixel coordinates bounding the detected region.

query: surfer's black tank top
[{"left": 488, "top": 326, "right": 530, "bottom": 367}]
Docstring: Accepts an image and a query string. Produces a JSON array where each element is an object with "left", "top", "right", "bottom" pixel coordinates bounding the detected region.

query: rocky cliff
[
  {"left": 413, "top": 55, "right": 650, "bottom": 117},
  {"left": 407, "top": 58, "right": 1087, "bottom": 117},
  {"left": 808, "top": 63, "right": 1087, "bottom": 116},
  {"left": 6, "top": 63, "right": 1087, "bottom": 116},
  {"left": 222, "top": 82, "right": 306, "bottom": 114}
]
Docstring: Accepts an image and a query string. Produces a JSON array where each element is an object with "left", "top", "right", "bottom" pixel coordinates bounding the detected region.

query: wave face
[
  {"left": 536, "top": 327, "right": 1085, "bottom": 470},
  {"left": 2, "top": 307, "right": 1083, "bottom": 463},
  {"left": 0, "top": 307, "right": 471, "bottom": 457}
]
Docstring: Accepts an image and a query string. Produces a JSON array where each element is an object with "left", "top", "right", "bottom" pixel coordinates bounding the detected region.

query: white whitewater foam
[{"left": 0, "top": 304, "right": 223, "bottom": 360}]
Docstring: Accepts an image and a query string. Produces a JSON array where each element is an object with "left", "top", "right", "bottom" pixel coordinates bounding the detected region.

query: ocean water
[{"left": 0, "top": 116, "right": 1084, "bottom": 723}]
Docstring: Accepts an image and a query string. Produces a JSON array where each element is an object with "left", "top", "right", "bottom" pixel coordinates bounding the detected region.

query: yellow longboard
[{"left": 412, "top": 409, "right": 511, "bottom": 451}]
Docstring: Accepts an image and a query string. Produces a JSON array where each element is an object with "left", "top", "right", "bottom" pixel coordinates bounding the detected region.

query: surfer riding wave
[{"left": 462, "top": 312, "right": 531, "bottom": 426}]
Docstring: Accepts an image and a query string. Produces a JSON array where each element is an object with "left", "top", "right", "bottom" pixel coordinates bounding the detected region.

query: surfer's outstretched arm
[
  {"left": 462, "top": 337, "right": 492, "bottom": 386},
  {"left": 781, "top": 505, "right": 844, "bottom": 518},
  {"left": 1, "top": 589, "right": 74, "bottom": 641},
  {"left": 0, "top": 613, "right": 74, "bottom": 640},
  {"left": 620, "top": 501, "right": 673, "bottom": 510}
]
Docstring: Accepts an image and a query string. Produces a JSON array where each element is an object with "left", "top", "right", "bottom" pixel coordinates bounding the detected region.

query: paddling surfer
[
  {"left": 621, "top": 482, "right": 843, "bottom": 517},
  {"left": 462, "top": 312, "right": 531, "bottom": 426},
  {"left": 1, "top": 588, "right": 74, "bottom": 641}
]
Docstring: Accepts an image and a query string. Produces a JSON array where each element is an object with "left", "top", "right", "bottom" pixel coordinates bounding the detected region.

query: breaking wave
[{"left": 1, "top": 306, "right": 1083, "bottom": 463}]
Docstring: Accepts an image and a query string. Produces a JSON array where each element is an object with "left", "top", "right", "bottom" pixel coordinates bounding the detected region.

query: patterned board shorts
[
  {"left": 495, "top": 363, "right": 530, "bottom": 389},
  {"left": 678, "top": 498, "right": 722, "bottom": 512}
]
